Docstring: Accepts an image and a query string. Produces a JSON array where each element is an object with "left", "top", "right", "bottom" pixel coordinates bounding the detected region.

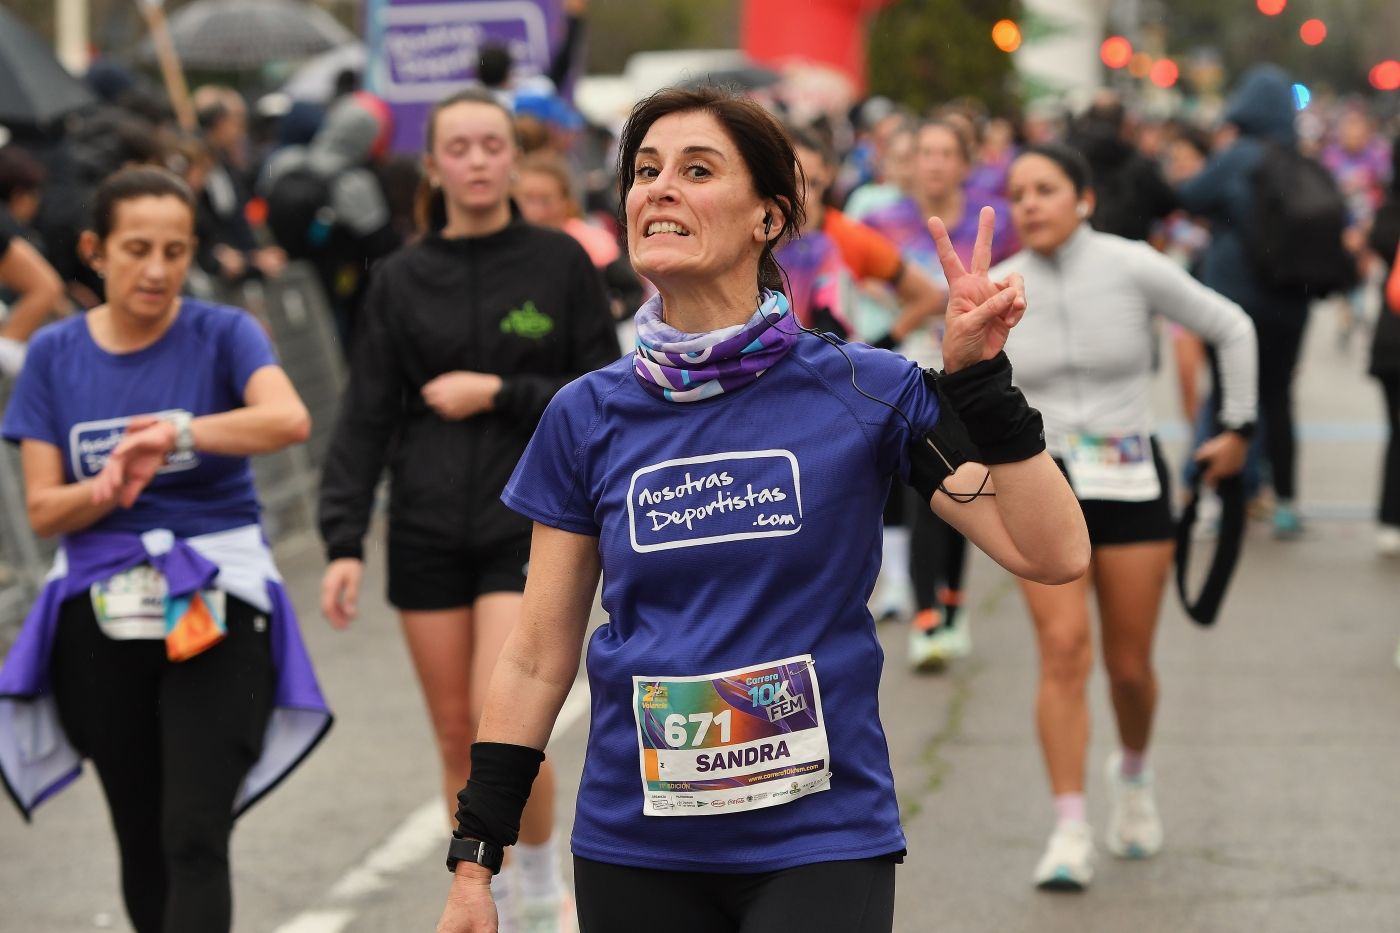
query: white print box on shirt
[
  {"left": 69, "top": 410, "right": 198, "bottom": 480},
  {"left": 633, "top": 655, "right": 831, "bottom": 817},
  {"left": 626, "top": 449, "right": 803, "bottom": 553}
]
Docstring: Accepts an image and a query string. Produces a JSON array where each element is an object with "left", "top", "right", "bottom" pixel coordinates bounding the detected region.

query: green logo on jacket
[{"left": 500, "top": 301, "right": 554, "bottom": 339}]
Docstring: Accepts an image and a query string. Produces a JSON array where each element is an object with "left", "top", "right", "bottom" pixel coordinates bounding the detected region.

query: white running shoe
[
  {"left": 908, "top": 610, "right": 972, "bottom": 671},
  {"left": 1104, "top": 752, "right": 1164, "bottom": 859},
  {"left": 1033, "top": 820, "right": 1095, "bottom": 891},
  {"left": 516, "top": 891, "right": 577, "bottom": 933}
]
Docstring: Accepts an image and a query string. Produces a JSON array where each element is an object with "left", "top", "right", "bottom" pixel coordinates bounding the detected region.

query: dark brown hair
[
  {"left": 91, "top": 165, "right": 196, "bottom": 241},
  {"left": 1016, "top": 143, "right": 1094, "bottom": 196},
  {"left": 615, "top": 86, "right": 804, "bottom": 295},
  {"left": 415, "top": 86, "right": 517, "bottom": 233}
]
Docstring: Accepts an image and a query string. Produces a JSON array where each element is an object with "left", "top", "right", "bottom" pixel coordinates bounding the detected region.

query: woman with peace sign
[{"left": 436, "top": 87, "right": 1087, "bottom": 933}]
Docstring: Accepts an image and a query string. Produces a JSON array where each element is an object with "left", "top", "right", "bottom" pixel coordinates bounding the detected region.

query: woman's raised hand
[
  {"left": 90, "top": 415, "right": 173, "bottom": 508},
  {"left": 930, "top": 206, "right": 1027, "bottom": 373}
]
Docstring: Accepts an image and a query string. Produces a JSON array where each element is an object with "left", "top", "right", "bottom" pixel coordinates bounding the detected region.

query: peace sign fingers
[
  {"left": 969, "top": 205, "right": 997, "bottom": 276},
  {"left": 927, "top": 215, "right": 966, "bottom": 284}
]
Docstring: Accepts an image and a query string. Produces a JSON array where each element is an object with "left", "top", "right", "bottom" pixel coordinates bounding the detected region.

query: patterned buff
[{"left": 633, "top": 290, "right": 800, "bottom": 402}]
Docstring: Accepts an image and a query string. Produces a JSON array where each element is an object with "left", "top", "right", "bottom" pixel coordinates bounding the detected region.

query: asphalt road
[{"left": 3, "top": 308, "right": 1398, "bottom": 932}]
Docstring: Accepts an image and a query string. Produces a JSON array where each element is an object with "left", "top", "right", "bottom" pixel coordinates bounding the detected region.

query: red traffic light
[
  {"left": 1371, "top": 60, "right": 1400, "bottom": 92},
  {"left": 1299, "top": 19, "right": 1326, "bottom": 45},
  {"left": 1100, "top": 36, "right": 1133, "bottom": 69}
]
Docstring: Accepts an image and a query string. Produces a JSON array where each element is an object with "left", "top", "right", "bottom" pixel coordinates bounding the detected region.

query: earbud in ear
[
  {"left": 763, "top": 213, "right": 773, "bottom": 237},
  {"left": 1076, "top": 202, "right": 1089, "bottom": 219}
]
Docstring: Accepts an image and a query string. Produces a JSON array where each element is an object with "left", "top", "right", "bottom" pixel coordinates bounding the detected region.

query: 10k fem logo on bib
[
  {"left": 626, "top": 449, "right": 803, "bottom": 553},
  {"left": 632, "top": 655, "right": 830, "bottom": 817}
]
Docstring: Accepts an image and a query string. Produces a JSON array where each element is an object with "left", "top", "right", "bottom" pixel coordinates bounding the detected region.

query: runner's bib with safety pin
[
  {"left": 1062, "top": 432, "right": 1161, "bottom": 502},
  {"left": 633, "top": 655, "right": 831, "bottom": 817}
]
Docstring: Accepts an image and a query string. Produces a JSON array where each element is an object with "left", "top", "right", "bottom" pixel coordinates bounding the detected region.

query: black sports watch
[
  {"left": 446, "top": 836, "right": 504, "bottom": 875},
  {"left": 1222, "top": 421, "right": 1257, "bottom": 441}
]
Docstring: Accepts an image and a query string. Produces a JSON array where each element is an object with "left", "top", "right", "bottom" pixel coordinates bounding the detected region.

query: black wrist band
[
  {"left": 930, "top": 352, "right": 1045, "bottom": 465},
  {"left": 452, "top": 742, "right": 545, "bottom": 851}
]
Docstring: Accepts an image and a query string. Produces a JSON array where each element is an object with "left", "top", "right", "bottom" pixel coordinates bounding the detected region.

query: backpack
[
  {"left": 1245, "top": 142, "right": 1356, "bottom": 297},
  {"left": 265, "top": 165, "right": 335, "bottom": 260}
]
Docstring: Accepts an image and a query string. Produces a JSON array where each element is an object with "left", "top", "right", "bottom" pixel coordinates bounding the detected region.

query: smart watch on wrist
[
  {"left": 445, "top": 836, "right": 504, "bottom": 875},
  {"left": 167, "top": 410, "right": 195, "bottom": 456}
]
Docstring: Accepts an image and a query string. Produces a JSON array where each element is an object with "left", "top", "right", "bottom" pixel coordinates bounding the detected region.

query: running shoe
[
  {"left": 516, "top": 891, "right": 577, "bottom": 933},
  {"left": 908, "top": 610, "right": 972, "bottom": 671},
  {"left": 1104, "top": 752, "right": 1164, "bottom": 859},
  {"left": 1377, "top": 525, "right": 1400, "bottom": 558},
  {"left": 1273, "top": 500, "right": 1303, "bottom": 539},
  {"left": 1033, "top": 820, "right": 1095, "bottom": 891}
]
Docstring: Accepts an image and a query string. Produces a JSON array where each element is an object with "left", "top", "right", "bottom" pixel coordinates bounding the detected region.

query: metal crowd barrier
[{"left": 0, "top": 262, "right": 348, "bottom": 637}]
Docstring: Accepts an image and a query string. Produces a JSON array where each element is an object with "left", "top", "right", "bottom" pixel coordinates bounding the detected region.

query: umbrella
[
  {"left": 281, "top": 42, "right": 367, "bottom": 103},
  {"left": 150, "top": 0, "right": 356, "bottom": 70},
  {"left": 0, "top": 5, "right": 97, "bottom": 127}
]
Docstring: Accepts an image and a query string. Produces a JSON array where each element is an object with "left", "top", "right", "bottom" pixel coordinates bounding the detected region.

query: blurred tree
[
  {"left": 866, "top": 0, "right": 1022, "bottom": 116},
  {"left": 584, "top": 0, "right": 741, "bottom": 74}
]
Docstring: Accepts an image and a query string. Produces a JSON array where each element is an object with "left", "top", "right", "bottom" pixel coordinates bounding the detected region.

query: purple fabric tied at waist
[{"left": 0, "top": 528, "right": 332, "bottom": 820}]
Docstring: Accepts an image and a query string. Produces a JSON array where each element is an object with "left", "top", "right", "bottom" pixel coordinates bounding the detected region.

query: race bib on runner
[
  {"left": 633, "top": 655, "right": 830, "bottom": 817},
  {"left": 90, "top": 566, "right": 225, "bottom": 641},
  {"left": 1063, "top": 432, "right": 1161, "bottom": 502}
]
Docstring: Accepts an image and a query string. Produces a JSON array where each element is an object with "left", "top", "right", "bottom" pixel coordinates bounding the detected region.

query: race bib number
[
  {"left": 1064, "top": 432, "right": 1160, "bottom": 502},
  {"left": 633, "top": 655, "right": 830, "bottom": 817}
]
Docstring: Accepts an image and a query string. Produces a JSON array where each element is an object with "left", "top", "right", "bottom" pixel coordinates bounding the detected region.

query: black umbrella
[
  {"left": 150, "top": 0, "right": 356, "bottom": 70},
  {"left": 0, "top": 5, "right": 97, "bottom": 127}
]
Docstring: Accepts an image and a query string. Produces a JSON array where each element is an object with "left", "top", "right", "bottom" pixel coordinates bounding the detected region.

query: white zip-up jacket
[{"left": 994, "top": 225, "right": 1258, "bottom": 453}]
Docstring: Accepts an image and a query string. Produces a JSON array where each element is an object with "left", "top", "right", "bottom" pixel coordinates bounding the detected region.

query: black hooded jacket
[{"left": 318, "top": 215, "right": 621, "bottom": 559}]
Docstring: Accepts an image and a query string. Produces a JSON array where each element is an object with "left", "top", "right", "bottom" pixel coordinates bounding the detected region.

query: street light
[
  {"left": 1100, "top": 36, "right": 1133, "bottom": 70},
  {"left": 991, "top": 19, "right": 1022, "bottom": 54},
  {"left": 1256, "top": 0, "right": 1286, "bottom": 15},
  {"left": 1371, "top": 60, "right": 1400, "bottom": 92},
  {"left": 1149, "top": 59, "right": 1179, "bottom": 88},
  {"left": 1299, "top": 19, "right": 1326, "bottom": 46}
]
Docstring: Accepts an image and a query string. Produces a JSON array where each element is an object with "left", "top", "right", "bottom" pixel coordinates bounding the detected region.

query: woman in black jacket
[{"left": 317, "top": 87, "right": 620, "bottom": 929}]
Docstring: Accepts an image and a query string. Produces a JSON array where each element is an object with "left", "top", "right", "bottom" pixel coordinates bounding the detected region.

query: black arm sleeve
[
  {"left": 317, "top": 271, "right": 406, "bottom": 561},
  {"left": 493, "top": 247, "right": 619, "bottom": 424}
]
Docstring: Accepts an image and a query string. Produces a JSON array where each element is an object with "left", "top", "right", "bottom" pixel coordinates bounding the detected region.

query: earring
[{"left": 1076, "top": 202, "right": 1089, "bottom": 219}]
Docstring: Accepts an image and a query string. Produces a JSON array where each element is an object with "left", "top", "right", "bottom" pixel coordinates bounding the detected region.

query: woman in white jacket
[{"left": 994, "top": 144, "right": 1258, "bottom": 891}]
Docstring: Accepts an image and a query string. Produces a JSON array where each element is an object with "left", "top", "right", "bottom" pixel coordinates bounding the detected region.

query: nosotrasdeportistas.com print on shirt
[
  {"left": 69, "top": 410, "right": 199, "bottom": 480},
  {"left": 626, "top": 449, "right": 803, "bottom": 553}
]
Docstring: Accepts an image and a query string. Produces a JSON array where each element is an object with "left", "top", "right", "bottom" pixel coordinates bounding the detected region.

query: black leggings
[
  {"left": 51, "top": 592, "right": 274, "bottom": 933},
  {"left": 1379, "top": 373, "right": 1400, "bottom": 526},
  {"left": 574, "top": 855, "right": 897, "bottom": 933},
  {"left": 908, "top": 495, "right": 968, "bottom": 613},
  {"left": 1254, "top": 308, "right": 1310, "bottom": 500}
]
